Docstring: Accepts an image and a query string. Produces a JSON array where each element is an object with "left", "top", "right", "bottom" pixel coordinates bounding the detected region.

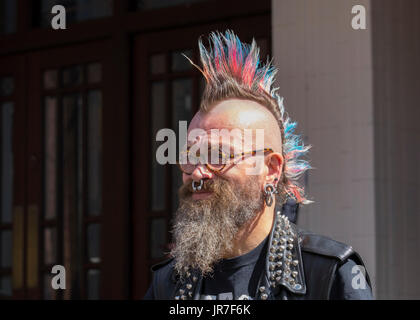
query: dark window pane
[
  {"left": 0, "top": 230, "right": 12, "bottom": 268},
  {"left": 150, "top": 218, "right": 166, "bottom": 259},
  {"left": 0, "top": 0, "right": 16, "bottom": 34},
  {"left": 87, "top": 224, "right": 101, "bottom": 264},
  {"left": 0, "top": 276, "right": 12, "bottom": 296},
  {"left": 44, "top": 227, "right": 56, "bottom": 265},
  {"left": 43, "top": 272, "right": 57, "bottom": 300},
  {"left": 171, "top": 50, "right": 192, "bottom": 72},
  {"left": 43, "top": 69, "right": 58, "bottom": 90},
  {"left": 134, "top": 0, "right": 209, "bottom": 10},
  {"left": 87, "top": 269, "right": 100, "bottom": 300},
  {"left": 1, "top": 102, "right": 13, "bottom": 224},
  {"left": 256, "top": 38, "right": 269, "bottom": 63},
  {"left": 44, "top": 97, "right": 58, "bottom": 220},
  {"left": 171, "top": 78, "right": 192, "bottom": 212},
  {"left": 62, "top": 65, "right": 84, "bottom": 87},
  {"left": 62, "top": 93, "right": 83, "bottom": 284},
  {"left": 150, "top": 54, "right": 166, "bottom": 75},
  {"left": 87, "top": 90, "right": 102, "bottom": 216},
  {"left": 151, "top": 82, "right": 166, "bottom": 211},
  {"left": 37, "top": 0, "right": 113, "bottom": 27},
  {"left": 87, "top": 63, "right": 102, "bottom": 83},
  {"left": 0, "top": 77, "right": 14, "bottom": 96}
]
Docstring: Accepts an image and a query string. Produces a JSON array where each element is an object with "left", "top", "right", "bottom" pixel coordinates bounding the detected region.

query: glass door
[
  {"left": 0, "top": 55, "right": 26, "bottom": 299},
  {"left": 25, "top": 42, "right": 107, "bottom": 299}
]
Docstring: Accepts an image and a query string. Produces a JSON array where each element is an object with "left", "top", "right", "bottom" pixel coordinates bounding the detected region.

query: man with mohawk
[{"left": 144, "top": 31, "right": 373, "bottom": 300}]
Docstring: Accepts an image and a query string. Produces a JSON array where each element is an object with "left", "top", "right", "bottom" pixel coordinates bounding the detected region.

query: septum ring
[{"left": 192, "top": 179, "right": 204, "bottom": 192}]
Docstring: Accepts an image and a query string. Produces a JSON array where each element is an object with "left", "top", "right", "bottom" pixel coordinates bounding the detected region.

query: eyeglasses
[{"left": 178, "top": 147, "right": 274, "bottom": 175}]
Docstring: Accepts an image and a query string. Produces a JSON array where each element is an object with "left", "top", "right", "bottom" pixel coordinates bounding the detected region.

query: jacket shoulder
[
  {"left": 151, "top": 258, "right": 174, "bottom": 272},
  {"left": 298, "top": 230, "right": 354, "bottom": 262},
  {"left": 150, "top": 258, "right": 177, "bottom": 300}
]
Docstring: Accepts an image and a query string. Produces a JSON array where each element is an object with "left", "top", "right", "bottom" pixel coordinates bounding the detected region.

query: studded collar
[{"left": 172, "top": 210, "right": 306, "bottom": 300}]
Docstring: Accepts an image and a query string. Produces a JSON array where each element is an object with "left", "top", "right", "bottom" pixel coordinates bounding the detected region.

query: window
[
  {"left": 133, "top": 0, "right": 210, "bottom": 10},
  {"left": 42, "top": 62, "right": 103, "bottom": 299},
  {"left": 0, "top": 0, "right": 16, "bottom": 34},
  {"left": 35, "top": 0, "right": 113, "bottom": 27},
  {"left": 0, "top": 75, "right": 14, "bottom": 297}
]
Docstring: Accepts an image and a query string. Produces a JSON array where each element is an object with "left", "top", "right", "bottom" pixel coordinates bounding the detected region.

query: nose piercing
[{"left": 192, "top": 179, "right": 204, "bottom": 192}]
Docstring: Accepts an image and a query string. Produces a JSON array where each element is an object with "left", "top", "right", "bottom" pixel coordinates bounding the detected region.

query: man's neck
[{"left": 223, "top": 203, "right": 275, "bottom": 259}]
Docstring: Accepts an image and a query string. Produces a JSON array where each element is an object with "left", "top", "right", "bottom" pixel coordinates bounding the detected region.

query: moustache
[{"left": 179, "top": 178, "right": 226, "bottom": 198}]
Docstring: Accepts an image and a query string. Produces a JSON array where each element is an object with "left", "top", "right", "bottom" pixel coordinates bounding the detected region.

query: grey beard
[{"left": 170, "top": 177, "right": 264, "bottom": 277}]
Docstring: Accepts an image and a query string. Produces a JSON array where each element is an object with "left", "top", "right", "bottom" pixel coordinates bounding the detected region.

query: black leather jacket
[{"left": 148, "top": 206, "right": 371, "bottom": 300}]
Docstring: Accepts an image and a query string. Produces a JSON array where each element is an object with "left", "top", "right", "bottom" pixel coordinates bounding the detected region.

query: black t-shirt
[{"left": 200, "top": 236, "right": 269, "bottom": 300}]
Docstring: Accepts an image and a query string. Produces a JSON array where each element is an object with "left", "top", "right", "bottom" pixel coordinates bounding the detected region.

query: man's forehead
[
  {"left": 189, "top": 99, "right": 272, "bottom": 132},
  {"left": 186, "top": 98, "right": 282, "bottom": 152}
]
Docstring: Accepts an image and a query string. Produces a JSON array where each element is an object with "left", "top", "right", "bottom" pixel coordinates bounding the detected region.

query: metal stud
[
  {"left": 279, "top": 245, "right": 285, "bottom": 252},
  {"left": 180, "top": 295, "right": 186, "bottom": 300},
  {"left": 279, "top": 238, "right": 285, "bottom": 244},
  {"left": 274, "top": 232, "right": 280, "bottom": 238},
  {"left": 269, "top": 255, "right": 275, "bottom": 262},
  {"left": 292, "top": 260, "right": 299, "bottom": 266},
  {"left": 270, "top": 282, "right": 276, "bottom": 288},
  {"left": 186, "top": 272, "right": 191, "bottom": 277},
  {"left": 275, "top": 270, "right": 282, "bottom": 276},
  {"left": 192, "top": 276, "right": 198, "bottom": 282},
  {"left": 188, "top": 291, "right": 193, "bottom": 297},
  {"left": 286, "top": 252, "right": 292, "bottom": 259},
  {"left": 277, "top": 253, "right": 283, "bottom": 259},
  {"left": 179, "top": 289, "right": 185, "bottom": 295},
  {"left": 287, "top": 243, "right": 293, "bottom": 250},
  {"left": 272, "top": 239, "right": 278, "bottom": 246},
  {"left": 261, "top": 293, "right": 268, "bottom": 300},
  {"left": 174, "top": 296, "right": 180, "bottom": 300},
  {"left": 269, "top": 264, "right": 275, "bottom": 271},
  {"left": 276, "top": 261, "right": 283, "bottom": 268},
  {"left": 186, "top": 283, "right": 192, "bottom": 290},
  {"left": 275, "top": 277, "right": 281, "bottom": 282},
  {"left": 289, "top": 279, "right": 295, "bottom": 286},
  {"left": 259, "top": 286, "right": 266, "bottom": 293},
  {"left": 292, "top": 271, "right": 298, "bottom": 278},
  {"left": 270, "top": 247, "right": 276, "bottom": 253},
  {"left": 294, "top": 284, "right": 302, "bottom": 290}
]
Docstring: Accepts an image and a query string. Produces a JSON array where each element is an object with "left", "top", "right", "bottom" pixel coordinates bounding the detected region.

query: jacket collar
[{"left": 256, "top": 211, "right": 306, "bottom": 299}]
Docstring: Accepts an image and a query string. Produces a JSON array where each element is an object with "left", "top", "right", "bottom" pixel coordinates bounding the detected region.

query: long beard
[{"left": 170, "top": 176, "right": 264, "bottom": 277}]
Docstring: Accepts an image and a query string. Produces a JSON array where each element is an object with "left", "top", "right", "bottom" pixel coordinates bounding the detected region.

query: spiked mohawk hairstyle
[{"left": 186, "top": 30, "right": 312, "bottom": 204}]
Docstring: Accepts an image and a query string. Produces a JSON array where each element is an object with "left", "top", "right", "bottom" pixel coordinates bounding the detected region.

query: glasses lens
[
  {"left": 206, "top": 147, "right": 227, "bottom": 171},
  {"left": 178, "top": 147, "right": 228, "bottom": 173}
]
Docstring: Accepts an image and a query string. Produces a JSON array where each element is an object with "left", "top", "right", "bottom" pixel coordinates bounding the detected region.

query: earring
[
  {"left": 264, "top": 179, "right": 279, "bottom": 207},
  {"left": 192, "top": 179, "right": 204, "bottom": 192}
]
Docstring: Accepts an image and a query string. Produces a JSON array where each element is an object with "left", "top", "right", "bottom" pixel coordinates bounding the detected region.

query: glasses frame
[{"left": 177, "top": 147, "right": 274, "bottom": 175}]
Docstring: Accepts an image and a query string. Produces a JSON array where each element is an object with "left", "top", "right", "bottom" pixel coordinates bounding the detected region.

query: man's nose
[{"left": 190, "top": 164, "right": 213, "bottom": 181}]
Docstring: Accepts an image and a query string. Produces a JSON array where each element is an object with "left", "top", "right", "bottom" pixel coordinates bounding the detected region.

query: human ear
[{"left": 265, "top": 153, "right": 283, "bottom": 184}]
